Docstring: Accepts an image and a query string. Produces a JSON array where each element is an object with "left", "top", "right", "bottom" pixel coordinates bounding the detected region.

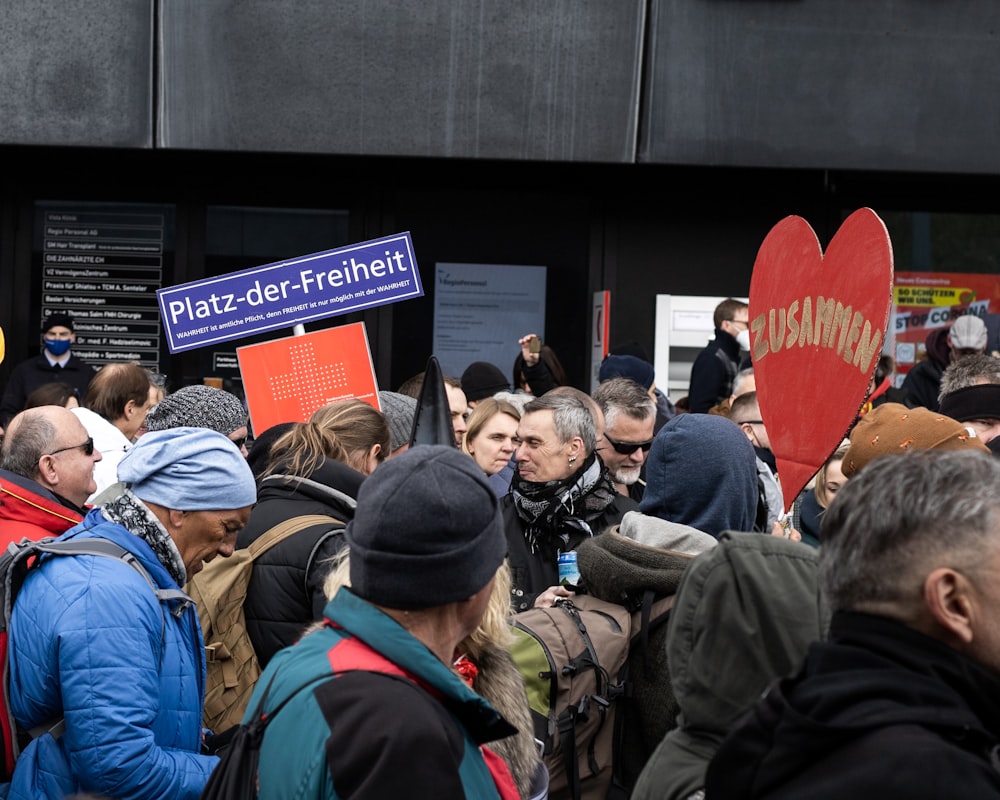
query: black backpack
[{"left": 200, "top": 670, "right": 337, "bottom": 800}]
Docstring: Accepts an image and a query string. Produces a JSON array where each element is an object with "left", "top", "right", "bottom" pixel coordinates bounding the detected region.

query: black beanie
[
  {"left": 42, "top": 312, "right": 74, "bottom": 333},
  {"left": 345, "top": 444, "right": 506, "bottom": 610},
  {"left": 461, "top": 361, "right": 511, "bottom": 403},
  {"left": 939, "top": 384, "right": 1000, "bottom": 422}
]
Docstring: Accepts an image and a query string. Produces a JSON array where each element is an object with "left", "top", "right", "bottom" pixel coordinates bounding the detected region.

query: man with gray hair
[
  {"left": 592, "top": 377, "right": 656, "bottom": 502},
  {"left": 502, "top": 391, "right": 637, "bottom": 611},
  {"left": 706, "top": 449, "right": 1000, "bottom": 798},
  {"left": 0, "top": 405, "right": 103, "bottom": 546}
]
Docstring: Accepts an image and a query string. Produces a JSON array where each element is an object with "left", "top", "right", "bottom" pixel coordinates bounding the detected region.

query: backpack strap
[
  {"left": 9, "top": 538, "right": 182, "bottom": 755},
  {"left": 247, "top": 515, "right": 341, "bottom": 560},
  {"left": 27, "top": 539, "right": 186, "bottom": 604}
]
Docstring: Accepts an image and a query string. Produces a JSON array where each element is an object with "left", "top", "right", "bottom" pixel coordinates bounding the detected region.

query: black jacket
[
  {"left": 705, "top": 611, "right": 1000, "bottom": 799},
  {"left": 237, "top": 457, "right": 362, "bottom": 666},
  {"left": 687, "top": 330, "right": 741, "bottom": 414},
  {"left": 0, "top": 352, "right": 96, "bottom": 426},
  {"left": 502, "top": 490, "right": 637, "bottom": 612}
]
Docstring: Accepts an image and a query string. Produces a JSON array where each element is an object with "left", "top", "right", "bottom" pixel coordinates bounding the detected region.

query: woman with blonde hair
[
  {"left": 463, "top": 397, "right": 521, "bottom": 478},
  {"left": 795, "top": 440, "right": 850, "bottom": 548},
  {"left": 238, "top": 398, "right": 390, "bottom": 667}
]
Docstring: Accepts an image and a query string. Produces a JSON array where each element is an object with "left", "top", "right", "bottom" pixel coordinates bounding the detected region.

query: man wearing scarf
[{"left": 502, "top": 392, "right": 638, "bottom": 612}]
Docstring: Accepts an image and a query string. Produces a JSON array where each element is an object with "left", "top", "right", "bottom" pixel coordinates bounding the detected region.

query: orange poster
[{"left": 237, "top": 322, "right": 379, "bottom": 435}]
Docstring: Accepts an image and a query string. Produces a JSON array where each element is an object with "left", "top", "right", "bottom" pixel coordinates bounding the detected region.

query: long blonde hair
[
  {"left": 321, "top": 553, "right": 515, "bottom": 653},
  {"left": 264, "top": 399, "right": 390, "bottom": 477}
]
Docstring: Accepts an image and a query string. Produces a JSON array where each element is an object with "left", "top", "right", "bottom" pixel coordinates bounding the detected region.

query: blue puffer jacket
[{"left": 6, "top": 509, "right": 218, "bottom": 800}]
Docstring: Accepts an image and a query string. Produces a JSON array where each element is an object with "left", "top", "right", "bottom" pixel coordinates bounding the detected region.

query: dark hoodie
[
  {"left": 705, "top": 611, "right": 1000, "bottom": 799},
  {"left": 639, "top": 413, "right": 759, "bottom": 537},
  {"left": 631, "top": 532, "right": 827, "bottom": 800},
  {"left": 901, "top": 326, "right": 951, "bottom": 411}
]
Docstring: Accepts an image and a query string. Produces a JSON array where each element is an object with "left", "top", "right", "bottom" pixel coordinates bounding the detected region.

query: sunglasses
[
  {"left": 46, "top": 436, "right": 94, "bottom": 457},
  {"left": 603, "top": 434, "right": 654, "bottom": 456},
  {"left": 230, "top": 436, "right": 248, "bottom": 450}
]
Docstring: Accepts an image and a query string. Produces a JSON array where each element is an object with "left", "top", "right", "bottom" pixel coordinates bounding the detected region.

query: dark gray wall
[
  {"left": 642, "top": 1, "right": 1000, "bottom": 173},
  {"left": 0, "top": 0, "right": 153, "bottom": 147},
  {"left": 3, "top": 2, "right": 998, "bottom": 175},
  {"left": 158, "top": 0, "right": 644, "bottom": 162}
]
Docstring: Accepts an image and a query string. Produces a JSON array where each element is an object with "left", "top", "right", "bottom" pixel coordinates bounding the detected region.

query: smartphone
[{"left": 529, "top": 336, "right": 542, "bottom": 354}]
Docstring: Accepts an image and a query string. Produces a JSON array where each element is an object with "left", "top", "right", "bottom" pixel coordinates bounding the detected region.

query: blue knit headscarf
[
  {"left": 639, "top": 413, "right": 759, "bottom": 537},
  {"left": 118, "top": 427, "right": 257, "bottom": 510}
]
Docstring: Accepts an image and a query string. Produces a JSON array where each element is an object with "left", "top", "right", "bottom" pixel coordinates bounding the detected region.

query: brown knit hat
[{"left": 843, "top": 402, "right": 989, "bottom": 476}]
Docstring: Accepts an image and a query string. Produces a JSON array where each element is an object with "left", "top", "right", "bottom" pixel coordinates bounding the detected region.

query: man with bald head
[{"left": 0, "top": 405, "right": 103, "bottom": 546}]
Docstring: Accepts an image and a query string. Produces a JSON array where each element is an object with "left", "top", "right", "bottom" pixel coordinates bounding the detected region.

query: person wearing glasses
[
  {"left": 592, "top": 376, "right": 656, "bottom": 502},
  {"left": 729, "top": 390, "right": 785, "bottom": 533},
  {"left": 0, "top": 405, "right": 103, "bottom": 547},
  {"left": 687, "top": 297, "right": 750, "bottom": 414},
  {"left": 502, "top": 391, "right": 637, "bottom": 611}
]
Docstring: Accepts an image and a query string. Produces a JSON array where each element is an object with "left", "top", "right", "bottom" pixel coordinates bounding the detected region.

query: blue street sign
[{"left": 157, "top": 232, "right": 421, "bottom": 353}]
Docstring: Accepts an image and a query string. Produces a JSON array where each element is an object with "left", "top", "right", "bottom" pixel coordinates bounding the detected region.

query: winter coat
[
  {"left": 632, "top": 532, "right": 827, "bottom": 800},
  {"left": 687, "top": 330, "right": 740, "bottom": 414},
  {"left": 705, "top": 611, "right": 1000, "bottom": 799},
  {"left": 250, "top": 588, "right": 518, "bottom": 800},
  {"left": 0, "top": 469, "right": 83, "bottom": 548},
  {"left": 238, "top": 457, "right": 360, "bottom": 667},
  {"left": 502, "top": 491, "right": 638, "bottom": 612},
  {"left": 468, "top": 641, "right": 549, "bottom": 800},
  {"left": 8, "top": 509, "right": 215, "bottom": 800},
  {"left": 577, "top": 513, "right": 717, "bottom": 784},
  {"left": 0, "top": 353, "right": 95, "bottom": 428},
  {"left": 901, "top": 327, "right": 951, "bottom": 412}
]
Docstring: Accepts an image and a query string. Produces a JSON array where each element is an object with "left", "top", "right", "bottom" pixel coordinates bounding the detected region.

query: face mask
[
  {"left": 44, "top": 338, "right": 72, "bottom": 357},
  {"left": 736, "top": 329, "right": 751, "bottom": 351}
]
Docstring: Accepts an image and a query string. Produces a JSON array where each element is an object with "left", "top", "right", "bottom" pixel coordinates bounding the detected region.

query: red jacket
[{"left": 0, "top": 470, "right": 84, "bottom": 548}]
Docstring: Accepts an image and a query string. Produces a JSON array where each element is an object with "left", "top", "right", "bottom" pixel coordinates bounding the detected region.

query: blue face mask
[{"left": 44, "top": 338, "right": 72, "bottom": 357}]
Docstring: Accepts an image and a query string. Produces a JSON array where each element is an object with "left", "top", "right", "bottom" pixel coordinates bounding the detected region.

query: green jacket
[{"left": 631, "top": 532, "right": 829, "bottom": 800}]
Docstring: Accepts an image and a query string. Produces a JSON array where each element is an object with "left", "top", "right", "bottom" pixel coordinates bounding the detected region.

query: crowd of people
[{"left": 2, "top": 304, "right": 1000, "bottom": 798}]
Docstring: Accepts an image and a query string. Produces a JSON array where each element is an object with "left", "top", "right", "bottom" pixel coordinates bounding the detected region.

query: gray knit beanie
[
  {"left": 345, "top": 445, "right": 506, "bottom": 610},
  {"left": 144, "top": 384, "right": 247, "bottom": 436},
  {"left": 378, "top": 390, "right": 417, "bottom": 452}
]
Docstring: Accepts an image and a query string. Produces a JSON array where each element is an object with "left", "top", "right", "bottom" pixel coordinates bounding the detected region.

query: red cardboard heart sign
[{"left": 749, "top": 208, "right": 893, "bottom": 512}]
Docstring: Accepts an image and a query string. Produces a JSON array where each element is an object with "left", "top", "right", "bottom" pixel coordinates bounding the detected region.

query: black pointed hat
[{"left": 409, "top": 355, "right": 456, "bottom": 447}]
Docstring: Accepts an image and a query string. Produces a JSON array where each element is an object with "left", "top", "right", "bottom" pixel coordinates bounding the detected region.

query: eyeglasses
[
  {"left": 46, "top": 437, "right": 94, "bottom": 457},
  {"left": 736, "top": 419, "right": 764, "bottom": 426},
  {"left": 603, "top": 434, "right": 654, "bottom": 456},
  {"left": 728, "top": 319, "right": 749, "bottom": 329},
  {"left": 230, "top": 436, "right": 248, "bottom": 450}
]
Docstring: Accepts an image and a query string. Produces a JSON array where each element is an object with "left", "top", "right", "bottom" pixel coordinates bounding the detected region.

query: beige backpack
[{"left": 186, "top": 514, "right": 341, "bottom": 732}]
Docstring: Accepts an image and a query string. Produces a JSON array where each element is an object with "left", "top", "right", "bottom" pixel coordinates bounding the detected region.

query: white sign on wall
[
  {"left": 432, "top": 263, "right": 547, "bottom": 379},
  {"left": 654, "top": 294, "right": 747, "bottom": 401}
]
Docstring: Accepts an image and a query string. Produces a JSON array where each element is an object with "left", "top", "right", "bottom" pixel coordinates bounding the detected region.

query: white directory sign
[{"left": 433, "top": 263, "right": 547, "bottom": 379}]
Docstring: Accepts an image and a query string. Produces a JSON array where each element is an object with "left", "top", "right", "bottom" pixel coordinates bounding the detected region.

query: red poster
[
  {"left": 237, "top": 322, "right": 379, "bottom": 435},
  {"left": 749, "top": 209, "right": 893, "bottom": 512},
  {"left": 891, "top": 272, "right": 1000, "bottom": 380}
]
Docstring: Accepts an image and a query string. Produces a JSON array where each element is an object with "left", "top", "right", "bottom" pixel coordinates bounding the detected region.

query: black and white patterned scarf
[
  {"left": 101, "top": 489, "right": 187, "bottom": 586},
  {"left": 511, "top": 452, "right": 618, "bottom": 558}
]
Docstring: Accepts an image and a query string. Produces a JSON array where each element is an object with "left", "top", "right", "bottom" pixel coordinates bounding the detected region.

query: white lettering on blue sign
[{"left": 157, "top": 233, "right": 421, "bottom": 353}]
